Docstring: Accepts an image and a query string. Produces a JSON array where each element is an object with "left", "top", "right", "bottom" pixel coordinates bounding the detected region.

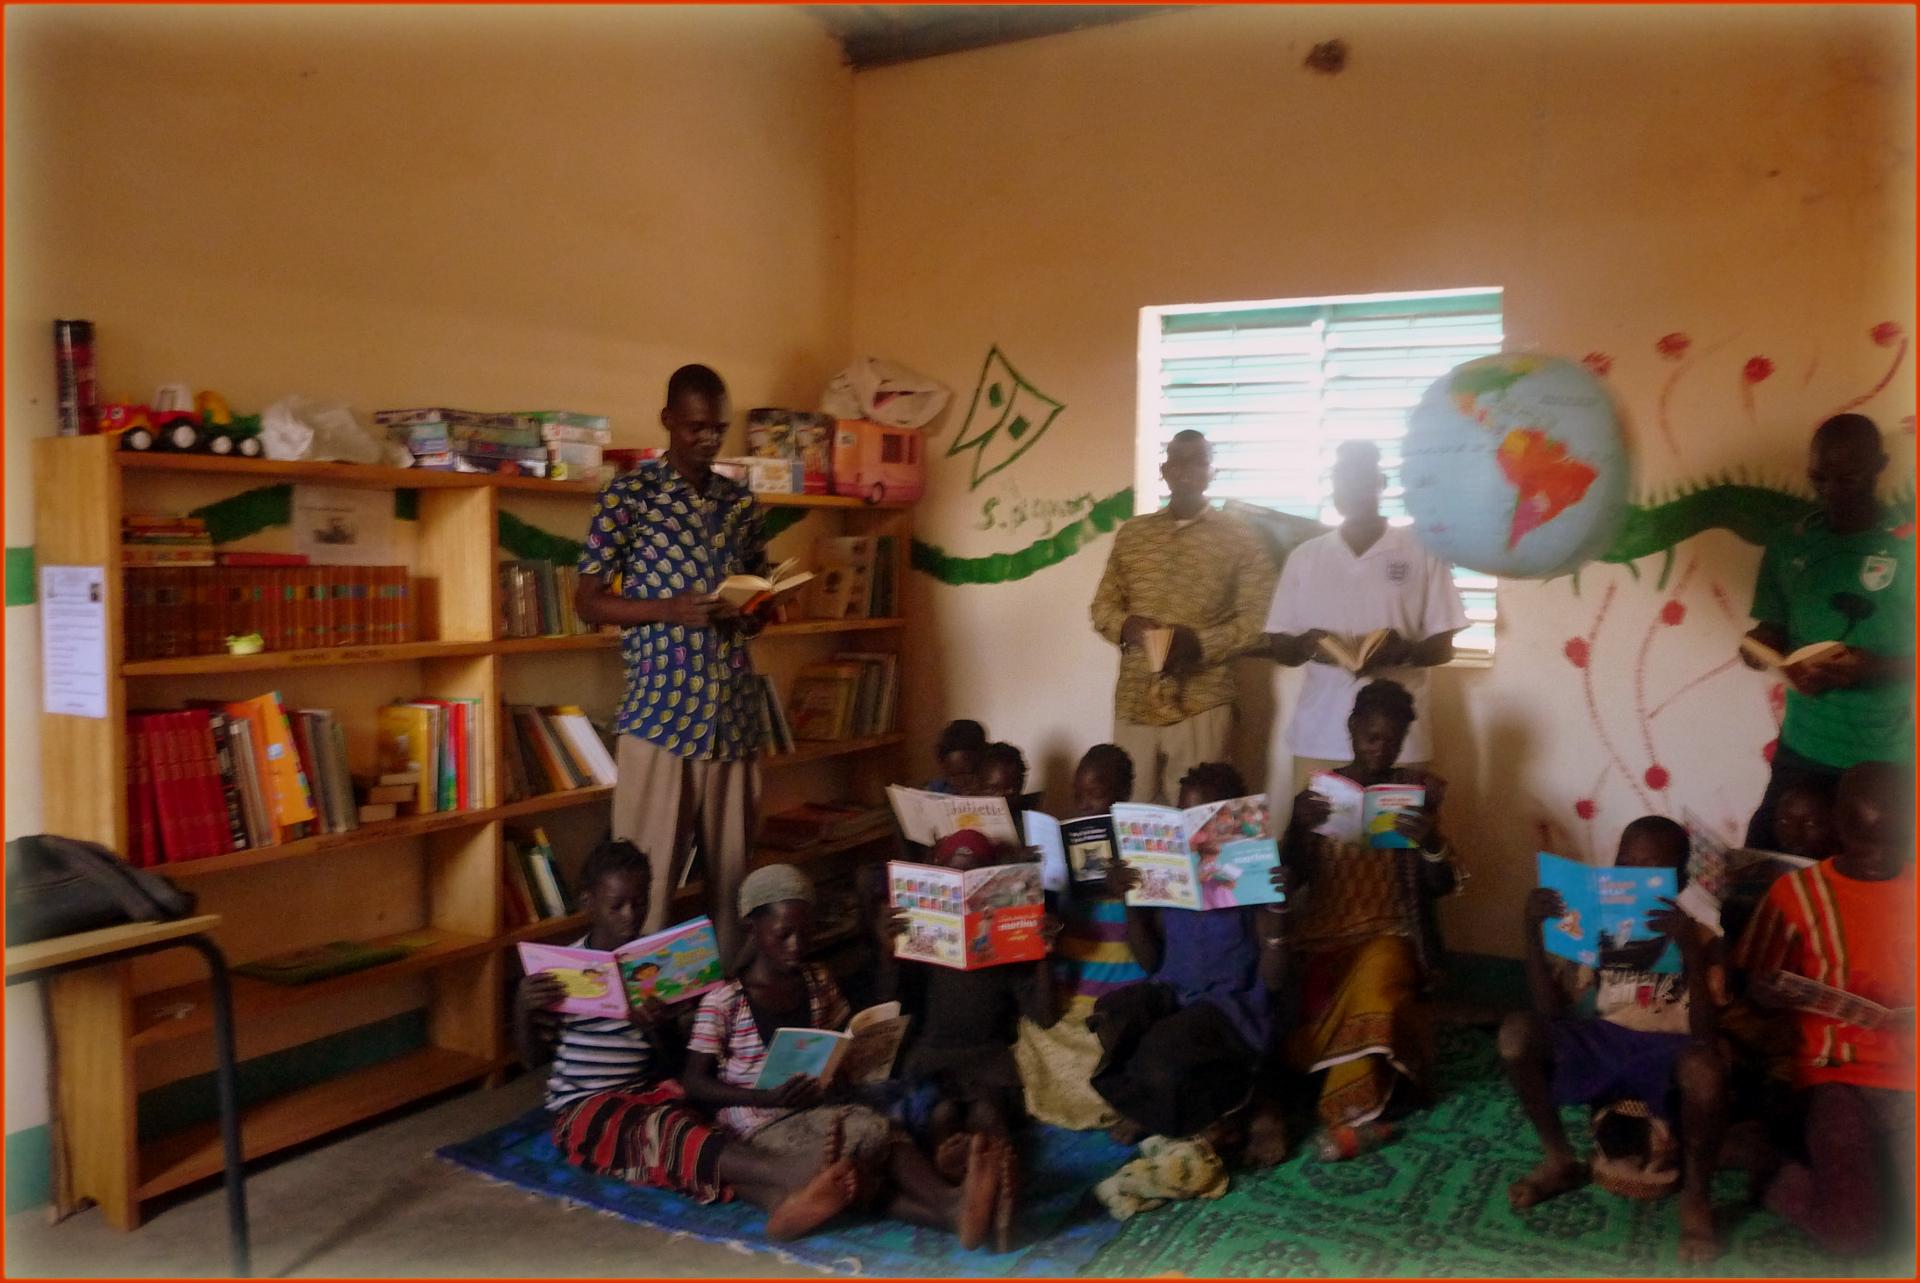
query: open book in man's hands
[
  {"left": 1317, "top": 629, "right": 1393, "bottom": 673},
  {"left": 1143, "top": 627, "right": 1175, "bottom": 674},
  {"left": 717, "top": 556, "right": 814, "bottom": 612},
  {"left": 1739, "top": 636, "right": 1847, "bottom": 679}
]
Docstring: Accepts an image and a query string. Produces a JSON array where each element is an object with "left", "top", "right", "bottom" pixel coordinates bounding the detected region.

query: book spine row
[
  {"left": 498, "top": 561, "right": 592, "bottom": 638},
  {"left": 501, "top": 705, "right": 617, "bottom": 802},
  {"left": 505, "top": 828, "right": 575, "bottom": 922},
  {"left": 783, "top": 652, "right": 898, "bottom": 743},
  {"left": 124, "top": 566, "right": 414, "bottom": 661}
]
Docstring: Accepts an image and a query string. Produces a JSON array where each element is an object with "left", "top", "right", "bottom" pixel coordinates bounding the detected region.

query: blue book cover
[
  {"left": 1535, "top": 853, "right": 1679, "bottom": 973},
  {"left": 753, "top": 1028, "right": 847, "bottom": 1089},
  {"left": 1364, "top": 785, "right": 1425, "bottom": 849}
]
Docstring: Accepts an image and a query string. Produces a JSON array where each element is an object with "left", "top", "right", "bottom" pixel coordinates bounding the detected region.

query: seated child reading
[
  {"left": 1094, "top": 762, "right": 1289, "bottom": 1146},
  {"left": 1498, "top": 816, "right": 1727, "bottom": 1263},
  {"left": 1014, "top": 745, "right": 1151, "bottom": 1130},
  {"left": 1282, "top": 679, "right": 1460, "bottom": 1143},
  {"left": 682, "top": 863, "right": 1005, "bottom": 1249},
  {"left": 513, "top": 840, "right": 858, "bottom": 1240},
  {"left": 926, "top": 719, "right": 988, "bottom": 795},
  {"left": 1735, "top": 762, "right": 1915, "bottom": 1259}
]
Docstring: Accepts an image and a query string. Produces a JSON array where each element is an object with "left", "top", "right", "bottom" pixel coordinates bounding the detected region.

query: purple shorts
[{"left": 1549, "top": 1018, "right": 1692, "bottom": 1120}]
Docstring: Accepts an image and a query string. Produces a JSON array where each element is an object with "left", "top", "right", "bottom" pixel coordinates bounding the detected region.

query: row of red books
[
  {"left": 124, "top": 564, "right": 415, "bottom": 661},
  {"left": 125, "top": 694, "right": 319, "bottom": 865}
]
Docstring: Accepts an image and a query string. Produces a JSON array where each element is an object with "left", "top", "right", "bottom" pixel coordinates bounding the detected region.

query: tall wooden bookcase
[{"left": 32, "top": 435, "right": 910, "bottom": 1228}]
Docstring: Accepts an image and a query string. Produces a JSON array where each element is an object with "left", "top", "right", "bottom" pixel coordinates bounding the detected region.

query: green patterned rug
[{"left": 1084, "top": 1027, "right": 1900, "bottom": 1277}]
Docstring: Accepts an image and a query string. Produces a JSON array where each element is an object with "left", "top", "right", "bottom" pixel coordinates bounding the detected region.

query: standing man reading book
[
  {"left": 1263, "top": 440, "right": 1467, "bottom": 792},
  {"left": 1738, "top": 414, "right": 1913, "bottom": 849},
  {"left": 1090, "top": 430, "right": 1276, "bottom": 804},
  {"left": 575, "top": 364, "right": 769, "bottom": 961}
]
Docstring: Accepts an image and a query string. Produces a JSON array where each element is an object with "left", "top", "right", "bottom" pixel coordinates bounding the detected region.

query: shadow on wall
[{"left": 1428, "top": 668, "right": 1537, "bottom": 959}]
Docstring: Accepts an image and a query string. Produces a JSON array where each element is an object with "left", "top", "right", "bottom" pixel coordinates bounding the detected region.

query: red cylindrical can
[{"left": 54, "top": 319, "right": 99, "bottom": 436}]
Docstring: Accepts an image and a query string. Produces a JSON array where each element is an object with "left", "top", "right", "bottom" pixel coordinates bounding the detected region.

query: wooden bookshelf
[{"left": 37, "top": 434, "right": 914, "bottom": 1228}]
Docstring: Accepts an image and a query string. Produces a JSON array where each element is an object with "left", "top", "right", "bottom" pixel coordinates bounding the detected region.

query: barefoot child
[
  {"left": 1094, "top": 762, "right": 1290, "bottom": 1153},
  {"left": 1013, "top": 745, "right": 1152, "bottom": 1130},
  {"left": 1282, "top": 680, "right": 1460, "bottom": 1142},
  {"left": 1498, "top": 817, "right": 1726, "bottom": 1261},
  {"left": 513, "top": 840, "right": 857, "bottom": 1240},
  {"left": 682, "top": 864, "right": 1005, "bottom": 1249},
  {"left": 1736, "top": 762, "right": 1915, "bottom": 1259}
]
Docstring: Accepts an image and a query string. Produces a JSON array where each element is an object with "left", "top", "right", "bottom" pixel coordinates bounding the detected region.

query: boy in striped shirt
[
  {"left": 1736, "top": 762, "right": 1915, "bottom": 1258},
  {"left": 513, "top": 839, "right": 857, "bottom": 1239}
]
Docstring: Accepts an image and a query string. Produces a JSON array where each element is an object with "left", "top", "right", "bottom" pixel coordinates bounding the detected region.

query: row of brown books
[
  {"left": 124, "top": 564, "right": 414, "bottom": 660},
  {"left": 504, "top": 705, "right": 618, "bottom": 801},
  {"left": 786, "top": 653, "right": 899, "bottom": 742},
  {"left": 499, "top": 560, "right": 594, "bottom": 638},
  {"left": 123, "top": 513, "right": 213, "bottom": 567}
]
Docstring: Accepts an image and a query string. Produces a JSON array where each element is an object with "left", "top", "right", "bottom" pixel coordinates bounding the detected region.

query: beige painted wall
[
  {"left": 849, "top": 5, "right": 1916, "bottom": 957},
  {"left": 3, "top": 3, "right": 852, "bottom": 1136}
]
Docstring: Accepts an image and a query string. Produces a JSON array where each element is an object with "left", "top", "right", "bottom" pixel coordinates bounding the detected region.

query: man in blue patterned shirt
[{"left": 575, "top": 365, "right": 769, "bottom": 959}]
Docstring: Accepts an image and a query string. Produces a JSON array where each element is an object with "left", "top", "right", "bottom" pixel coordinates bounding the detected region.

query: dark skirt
[{"left": 1089, "top": 982, "right": 1258, "bottom": 1139}]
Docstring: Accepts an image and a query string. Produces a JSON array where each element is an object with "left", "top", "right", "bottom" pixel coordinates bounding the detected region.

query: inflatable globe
[{"left": 1402, "top": 354, "right": 1630, "bottom": 579}]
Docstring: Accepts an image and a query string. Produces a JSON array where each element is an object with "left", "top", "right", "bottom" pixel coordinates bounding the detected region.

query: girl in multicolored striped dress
[
  {"left": 513, "top": 840, "right": 858, "bottom": 1240},
  {"left": 1013, "top": 745, "right": 1151, "bottom": 1131}
]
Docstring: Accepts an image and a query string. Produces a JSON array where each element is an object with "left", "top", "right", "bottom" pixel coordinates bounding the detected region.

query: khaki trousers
[
  {"left": 1112, "top": 704, "right": 1236, "bottom": 805},
  {"left": 613, "top": 734, "right": 759, "bottom": 962}
]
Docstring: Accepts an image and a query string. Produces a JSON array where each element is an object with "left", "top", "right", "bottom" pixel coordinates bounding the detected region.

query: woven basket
[{"left": 1589, "top": 1098, "right": 1680, "bottom": 1201}]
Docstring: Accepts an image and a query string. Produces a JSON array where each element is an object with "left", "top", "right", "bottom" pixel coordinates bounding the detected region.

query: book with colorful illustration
[
  {"left": 1059, "top": 814, "right": 1119, "bottom": 883},
  {"left": 1111, "top": 795, "right": 1285, "bottom": 911},
  {"left": 1308, "top": 773, "right": 1427, "bottom": 849},
  {"left": 888, "top": 860, "right": 1047, "bottom": 969},
  {"left": 1535, "top": 852, "right": 1680, "bottom": 973},
  {"left": 516, "top": 916, "right": 725, "bottom": 1018},
  {"left": 884, "top": 785, "right": 1021, "bottom": 849},
  {"left": 753, "top": 1002, "right": 910, "bottom": 1088}
]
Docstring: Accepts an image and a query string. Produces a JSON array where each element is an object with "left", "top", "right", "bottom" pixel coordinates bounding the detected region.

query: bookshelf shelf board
[
  {"left": 757, "top": 493, "right": 912, "bottom": 511},
  {"left": 759, "top": 618, "right": 905, "bottom": 639},
  {"left": 756, "top": 826, "right": 895, "bottom": 862},
  {"left": 123, "top": 633, "right": 623, "bottom": 677},
  {"left": 499, "top": 912, "right": 591, "bottom": 947},
  {"left": 763, "top": 733, "right": 906, "bottom": 770},
  {"left": 131, "top": 929, "right": 495, "bottom": 1048},
  {"left": 158, "top": 787, "right": 615, "bottom": 881},
  {"left": 117, "top": 451, "right": 602, "bottom": 495},
  {"left": 136, "top": 1046, "right": 493, "bottom": 1200}
]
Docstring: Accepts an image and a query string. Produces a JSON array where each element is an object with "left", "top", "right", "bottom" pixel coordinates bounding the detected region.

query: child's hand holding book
[
  {"left": 518, "top": 971, "right": 568, "bottom": 1015},
  {"left": 1104, "top": 859, "right": 1142, "bottom": 901},
  {"left": 1524, "top": 887, "right": 1568, "bottom": 929},
  {"left": 1289, "top": 786, "right": 1332, "bottom": 834}
]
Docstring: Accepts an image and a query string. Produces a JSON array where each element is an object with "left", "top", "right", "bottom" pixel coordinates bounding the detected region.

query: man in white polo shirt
[{"left": 1264, "top": 440, "right": 1468, "bottom": 787}]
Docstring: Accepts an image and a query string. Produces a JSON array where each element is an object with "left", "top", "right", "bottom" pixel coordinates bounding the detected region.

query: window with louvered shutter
[{"left": 1137, "top": 288, "right": 1503, "bottom": 660}]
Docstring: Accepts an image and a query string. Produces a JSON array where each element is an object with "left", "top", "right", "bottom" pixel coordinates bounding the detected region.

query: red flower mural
[
  {"left": 1656, "top": 333, "right": 1692, "bottom": 359},
  {"left": 1582, "top": 352, "right": 1614, "bottom": 377},
  {"left": 1574, "top": 799, "right": 1597, "bottom": 821},
  {"left": 1660, "top": 600, "right": 1686, "bottom": 626},
  {"left": 1564, "top": 637, "right": 1591, "bottom": 668},
  {"left": 1872, "top": 321, "right": 1905, "bottom": 347},
  {"left": 1742, "top": 356, "right": 1775, "bottom": 384},
  {"left": 1644, "top": 764, "right": 1671, "bottom": 792}
]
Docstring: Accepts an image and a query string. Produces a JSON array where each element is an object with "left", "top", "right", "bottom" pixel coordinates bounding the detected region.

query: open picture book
[
  {"left": 1535, "top": 853, "right": 1679, "bottom": 974},
  {"left": 516, "top": 916, "right": 725, "bottom": 1019},
  {"left": 884, "top": 784, "right": 1020, "bottom": 849},
  {"left": 1310, "top": 773, "right": 1426, "bottom": 849},
  {"left": 888, "top": 859, "right": 1047, "bottom": 969},
  {"left": 1738, "top": 636, "right": 1847, "bottom": 678},
  {"left": 716, "top": 556, "right": 814, "bottom": 612},
  {"left": 1112, "top": 795, "right": 1284, "bottom": 911},
  {"left": 1317, "top": 629, "right": 1393, "bottom": 673},
  {"left": 753, "top": 1002, "right": 910, "bottom": 1089},
  {"left": 1755, "top": 968, "right": 1915, "bottom": 1031}
]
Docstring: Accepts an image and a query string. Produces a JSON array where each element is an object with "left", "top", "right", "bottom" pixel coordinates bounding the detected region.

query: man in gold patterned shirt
[{"left": 1090, "top": 431, "right": 1277, "bottom": 802}]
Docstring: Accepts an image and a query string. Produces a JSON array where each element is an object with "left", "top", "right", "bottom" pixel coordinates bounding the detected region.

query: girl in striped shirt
[{"left": 513, "top": 840, "right": 857, "bottom": 1240}]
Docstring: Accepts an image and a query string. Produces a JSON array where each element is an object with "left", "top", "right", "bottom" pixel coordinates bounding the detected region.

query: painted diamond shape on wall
[{"left": 947, "top": 346, "right": 1066, "bottom": 490}]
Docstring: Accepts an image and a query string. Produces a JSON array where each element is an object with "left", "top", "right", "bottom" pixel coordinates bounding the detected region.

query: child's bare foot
[
  {"left": 1108, "top": 1120, "right": 1146, "bottom": 1146},
  {"left": 1243, "top": 1107, "right": 1291, "bottom": 1169},
  {"left": 992, "top": 1136, "right": 1019, "bottom": 1254},
  {"left": 766, "top": 1157, "right": 859, "bottom": 1240},
  {"left": 1508, "top": 1156, "right": 1589, "bottom": 1209},
  {"left": 1677, "top": 1195, "right": 1721, "bottom": 1264},
  {"left": 956, "top": 1134, "right": 1001, "bottom": 1250},
  {"left": 935, "top": 1131, "right": 974, "bottom": 1184}
]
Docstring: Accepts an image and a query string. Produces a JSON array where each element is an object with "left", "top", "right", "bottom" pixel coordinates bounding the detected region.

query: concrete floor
[{"left": 6, "top": 1074, "right": 830, "bottom": 1279}]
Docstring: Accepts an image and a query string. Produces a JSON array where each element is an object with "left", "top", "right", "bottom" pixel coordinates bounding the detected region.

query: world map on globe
[{"left": 1404, "top": 354, "right": 1629, "bottom": 579}]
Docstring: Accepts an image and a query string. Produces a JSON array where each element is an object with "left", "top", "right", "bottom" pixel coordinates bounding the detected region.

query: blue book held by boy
[{"left": 1535, "top": 852, "right": 1680, "bottom": 974}]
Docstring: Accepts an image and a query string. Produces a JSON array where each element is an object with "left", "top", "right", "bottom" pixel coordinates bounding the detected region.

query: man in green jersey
[{"left": 1741, "top": 414, "right": 1913, "bottom": 847}]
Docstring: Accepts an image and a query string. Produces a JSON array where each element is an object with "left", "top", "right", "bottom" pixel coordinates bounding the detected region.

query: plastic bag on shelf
[
  {"left": 260, "top": 394, "right": 406, "bottom": 465},
  {"left": 821, "top": 356, "right": 951, "bottom": 430}
]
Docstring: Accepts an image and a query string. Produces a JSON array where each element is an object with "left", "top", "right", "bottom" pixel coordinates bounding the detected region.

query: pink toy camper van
[{"left": 831, "top": 419, "right": 925, "bottom": 503}]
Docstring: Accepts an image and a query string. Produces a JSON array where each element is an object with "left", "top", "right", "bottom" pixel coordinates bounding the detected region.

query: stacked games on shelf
[
  {"left": 376, "top": 698, "right": 485, "bottom": 813},
  {"left": 498, "top": 560, "right": 593, "bottom": 637},
  {"left": 786, "top": 653, "right": 898, "bottom": 742},
  {"left": 745, "top": 408, "right": 835, "bottom": 494},
  {"left": 122, "top": 512, "right": 213, "bottom": 566},
  {"left": 377, "top": 408, "right": 610, "bottom": 481},
  {"left": 503, "top": 705, "right": 618, "bottom": 801},
  {"left": 504, "top": 828, "right": 574, "bottom": 925},
  {"left": 124, "top": 563, "right": 413, "bottom": 660},
  {"left": 807, "top": 534, "right": 898, "bottom": 620}
]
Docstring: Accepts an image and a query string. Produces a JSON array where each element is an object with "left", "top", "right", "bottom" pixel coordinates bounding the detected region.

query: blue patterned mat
[{"left": 437, "top": 1109, "right": 1134, "bottom": 1276}]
